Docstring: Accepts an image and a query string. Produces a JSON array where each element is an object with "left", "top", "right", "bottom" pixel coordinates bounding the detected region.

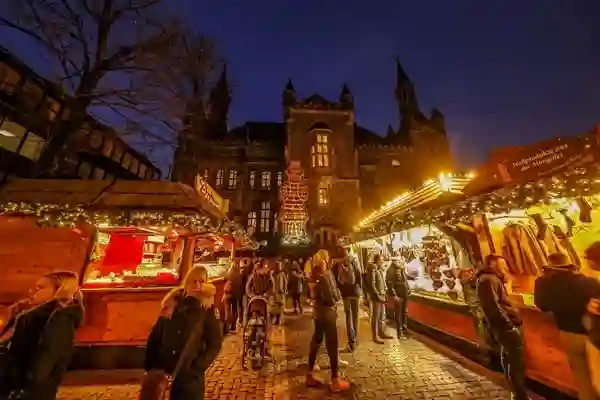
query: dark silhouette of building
[
  {"left": 172, "top": 59, "right": 452, "bottom": 249},
  {"left": 0, "top": 47, "right": 160, "bottom": 181}
]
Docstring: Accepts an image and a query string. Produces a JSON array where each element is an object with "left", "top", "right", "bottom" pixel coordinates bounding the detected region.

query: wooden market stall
[
  {"left": 0, "top": 178, "right": 255, "bottom": 368},
  {"left": 348, "top": 130, "right": 600, "bottom": 398}
]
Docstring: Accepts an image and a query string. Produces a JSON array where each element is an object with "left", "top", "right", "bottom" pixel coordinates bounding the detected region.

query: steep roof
[
  {"left": 226, "top": 122, "right": 285, "bottom": 144},
  {"left": 355, "top": 125, "right": 387, "bottom": 145}
]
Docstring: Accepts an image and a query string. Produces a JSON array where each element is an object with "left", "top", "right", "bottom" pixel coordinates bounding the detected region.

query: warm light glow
[{"left": 354, "top": 171, "right": 473, "bottom": 231}]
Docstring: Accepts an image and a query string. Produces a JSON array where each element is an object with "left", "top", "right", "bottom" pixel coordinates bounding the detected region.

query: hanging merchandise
[
  {"left": 501, "top": 223, "right": 546, "bottom": 276},
  {"left": 577, "top": 197, "right": 593, "bottom": 223}
]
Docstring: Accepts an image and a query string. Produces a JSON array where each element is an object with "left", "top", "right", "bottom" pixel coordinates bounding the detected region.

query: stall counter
[{"left": 404, "top": 294, "right": 577, "bottom": 398}]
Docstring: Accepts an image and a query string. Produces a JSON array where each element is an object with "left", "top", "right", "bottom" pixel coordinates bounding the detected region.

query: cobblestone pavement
[{"left": 58, "top": 308, "right": 518, "bottom": 399}]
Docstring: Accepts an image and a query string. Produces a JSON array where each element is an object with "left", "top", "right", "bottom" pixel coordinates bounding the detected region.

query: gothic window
[
  {"left": 273, "top": 212, "right": 278, "bottom": 233},
  {"left": 277, "top": 171, "right": 283, "bottom": 186},
  {"left": 203, "top": 168, "right": 209, "bottom": 181},
  {"left": 249, "top": 171, "right": 256, "bottom": 188},
  {"left": 311, "top": 133, "right": 330, "bottom": 168},
  {"left": 261, "top": 171, "right": 271, "bottom": 189},
  {"left": 318, "top": 183, "right": 329, "bottom": 206},
  {"left": 228, "top": 169, "right": 237, "bottom": 189},
  {"left": 260, "top": 201, "right": 271, "bottom": 232},
  {"left": 216, "top": 169, "right": 224, "bottom": 187},
  {"left": 247, "top": 211, "right": 257, "bottom": 230}
]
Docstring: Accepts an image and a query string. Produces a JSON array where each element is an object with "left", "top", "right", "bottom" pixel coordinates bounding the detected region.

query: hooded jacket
[
  {"left": 534, "top": 264, "right": 600, "bottom": 334},
  {"left": 2, "top": 299, "right": 84, "bottom": 400},
  {"left": 476, "top": 267, "right": 522, "bottom": 333},
  {"left": 332, "top": 257, "right": 362, "bottom": 298}
]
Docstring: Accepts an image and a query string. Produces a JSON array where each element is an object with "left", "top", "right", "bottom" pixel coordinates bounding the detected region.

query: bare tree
[
  {"left": 0, "top": 0, "right": 187, "bottom": 175},
  {"left": 123, "top": 31, "right": 222, "bottom": 156}
]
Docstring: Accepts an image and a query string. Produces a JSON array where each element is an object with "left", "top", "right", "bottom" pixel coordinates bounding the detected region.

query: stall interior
[
  {"left": 192, "top": 234, "right": 234, "bottom": 279},
  {"left": 84, "top": 226, "right": 185, "bottom": 288},
  {"left": 484, "top": 194, "right": 600, "bottom": 301},
  {"left": 353, "top": 225, "right": 475, "bottom": 304}
]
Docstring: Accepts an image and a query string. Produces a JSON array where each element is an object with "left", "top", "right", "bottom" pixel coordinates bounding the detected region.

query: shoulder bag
[{"left": 139, "top": 313, "right": 206, "bottom": 400}]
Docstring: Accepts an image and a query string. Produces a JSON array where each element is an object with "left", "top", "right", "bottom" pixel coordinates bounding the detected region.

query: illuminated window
[
  {"left": 138, "top": 164, "right": 147, "bottom": 179},
  {"left": 130, "top": 158, "right": 139, "bottom": 174},
  {"left": 277, "top": 171, "right": 283, "bottom": 186},
  {"left": 19, "top": 132, "right": 45, "bottom": 161},
  {"left": 318, "top": 184, "right": 329, "bottom": 206},
  {"left": 228, "top": 169, "right": 237, "bottom": 189},
  {"left": 261, "top": 171, "right": 271, "bottom": 189},
  {"left": 273, "top": 213, "right": 278, "bottom": 233},
  {"left": 122, "top": 153, "right": 132, "bottom": 170},
  {"left": 112, "top": 145, "right": 123, "bottom": 163},
  {"left": 203, "top": 168, "right": 209, "bottom": 181},
  {"left": 102, "top": 138, "right": 113, "bottom": 157},
  {"left": 249, "top": 171, "right": 256, "bottom": 188},
  {"left": 260, "top": 201, "right": 271, "bottom": 232},
  {"left": 0, "top": 118, "right": 26, "bottom": 152},
  {"left": 216, "top": 169, "right": 224, "bottom": 187},
  {"left": 247, "top": 211, "right": 257, "bottom": 229},
  {"left": 392, "top": 159, "right": 401, "bottom": 167},
  {"left": 311, "top": 133, "right": 330, "bottom": 167}
]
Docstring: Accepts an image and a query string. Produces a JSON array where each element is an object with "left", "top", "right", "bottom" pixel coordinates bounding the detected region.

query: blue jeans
[{"left": 343, "top": 297, "right": 359, "bottom": 347}]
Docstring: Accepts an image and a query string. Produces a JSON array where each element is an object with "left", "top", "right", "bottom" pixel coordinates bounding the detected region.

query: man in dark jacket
[
  {"left": 534, "top": 252, "right": 600, "bottom": 400},
  {"left": 145, "top": 294, "right": 223, "bottom": 400},
  {"left": 477, "top": 254, "right": 530, "bottom": 400},
  {"left": 332, "top": 248, "right": 363, "bottom": 351},
  {"left": 386, "top": 259, "right": 413, "bottom": 339},
  {"left": 366, "top": 254, "right": 392, "bottom": 344}
]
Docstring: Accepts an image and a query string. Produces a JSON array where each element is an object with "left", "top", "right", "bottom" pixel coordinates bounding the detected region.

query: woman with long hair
[
  {"left": 143, "top": 266, "right": 223, "bottom": 400},
  {"left": 0, "top": 271, "right": 84, "bottom": 400},
  {"left": 305, "top": 253, "right": 350, "bottom": 392}
]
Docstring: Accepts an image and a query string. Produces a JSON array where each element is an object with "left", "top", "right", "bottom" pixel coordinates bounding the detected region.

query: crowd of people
[{"left": 1, "top": 243, "right": 600, "bottom": 399}]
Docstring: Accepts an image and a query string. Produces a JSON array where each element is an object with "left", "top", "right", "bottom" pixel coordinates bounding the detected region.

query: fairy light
[{"left": 0, "top": 201, "right": 258, "bottom": 250}]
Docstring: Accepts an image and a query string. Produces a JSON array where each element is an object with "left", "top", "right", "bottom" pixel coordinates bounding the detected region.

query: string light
[
  {"left": 279, "top": 162, "right": 311, "bottom": 246},
  {"left": 0, "top": 202, "right": 258, "bottom": 250},
  {"left": 352, "top": 165, "right": 600, "bottom": 242}
]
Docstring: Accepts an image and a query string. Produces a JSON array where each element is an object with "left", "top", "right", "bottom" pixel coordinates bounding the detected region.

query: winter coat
[
  {"left": 287, "top": 263, "right": 304, "bottom": 295},
  {"left": 225, "top": 270, "right": 244, "bottom": 301},
  {"left": 476, "top": 268, "right": 522, "bottom": 334},
  {"left": 385, "top": 262, "right": 412, "bottom": 299},
  {"left": 534, "top": 264, "right": 600, "bottom": 334},
  {"left": 1, "top": 299, "right": 84, "bottom": 400},
  {"left": 144, "top": 295, "right": 223, "bottom": 400},
  {"left": 365, "top": 263, "right": 387, "bottom": 303},
  {"left": 332, "top": 257, "right": 363, "bottom": 298},
  {"left": 313, "top": 269, "right": 341, "bottom": 320}
]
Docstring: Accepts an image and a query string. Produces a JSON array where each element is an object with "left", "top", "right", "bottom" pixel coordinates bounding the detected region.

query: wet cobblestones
[{"left": 58, "top": 308, "right": 514, "bottom": 399}]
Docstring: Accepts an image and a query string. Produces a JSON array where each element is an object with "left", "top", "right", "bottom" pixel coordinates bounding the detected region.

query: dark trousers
[
  {"left": 493, "top": 328, "right": 528, "bottom": 400},
  {"left": 392, "top": 297, "right": 408, "bottom": 335},
  {"left": 343, "top": 297, "right": 359, "bottom": 347},
  {"left": 225, "top": 298, "right": 239, "bottom": 331},
  {"left": 171, "top": 374, "right": 205, "bottom": 400},
  {"left": 290, "top": 294, "right": 303, "bottom": 313},
  {"left": 370, "top": 300, "right": 386, "bottom": 340},
  {"left": 308, "top": 311, "right": 339, "bottom": 378}
]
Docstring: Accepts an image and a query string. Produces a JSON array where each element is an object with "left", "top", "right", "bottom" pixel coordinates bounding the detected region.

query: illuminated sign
[{"left": 194, "top": 175, "right": 228, "bottom": 214}]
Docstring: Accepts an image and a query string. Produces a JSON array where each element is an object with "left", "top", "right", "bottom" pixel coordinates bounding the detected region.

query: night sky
[{"left": 2, "top": 0, "right": 600, "bottom": 173}]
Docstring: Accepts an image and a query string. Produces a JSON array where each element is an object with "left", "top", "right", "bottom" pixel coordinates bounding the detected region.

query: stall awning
[{"left": 355, "top": 173, "right": 473, "bottom": 232}]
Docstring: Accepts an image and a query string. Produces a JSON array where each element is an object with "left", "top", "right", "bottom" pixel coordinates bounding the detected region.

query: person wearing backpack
[
  {"left": 332, "top": 247, "right": 362, "bottom": 352},
  {"left": 386, "top": 259, "right": 413, "bottom": 339}
]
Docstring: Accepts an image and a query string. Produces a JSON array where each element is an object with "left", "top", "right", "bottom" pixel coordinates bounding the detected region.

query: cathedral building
[{"left": 171, "top": 59, "right": 453, "bottom": 250}]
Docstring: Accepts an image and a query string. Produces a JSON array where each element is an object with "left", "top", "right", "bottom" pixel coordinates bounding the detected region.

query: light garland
[
  {"left": 355, "top": 171, "right": 474, "bottom": 231},
  {"left": 352, "top": 165, "right": 600, "bottom": 242},
  {"left": 279, "top": 162, "right": 311, "bottom": 247}
]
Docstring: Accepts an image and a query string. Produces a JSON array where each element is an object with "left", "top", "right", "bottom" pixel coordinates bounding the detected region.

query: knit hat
[{"left": 585, "top": 241, "right": 600, "bottom": 264}]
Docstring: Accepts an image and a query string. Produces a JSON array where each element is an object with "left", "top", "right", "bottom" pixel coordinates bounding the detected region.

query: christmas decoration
[
  {"left": 0, "top": 202, "right": 257, "bottom": 249},
  {"left": 279, "top": 161, "right": 311, "bottom": 246},
  {"left": 352, "top": 164, "right": 600, "bottom": 242}
]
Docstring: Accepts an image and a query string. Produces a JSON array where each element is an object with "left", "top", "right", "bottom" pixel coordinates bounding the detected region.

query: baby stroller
[{"left": 242, "top": 295, "right": 270, "bottom": 370}]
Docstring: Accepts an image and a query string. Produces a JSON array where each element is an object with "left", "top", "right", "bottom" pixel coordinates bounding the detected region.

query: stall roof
[{"left": 0, "top": 179, "right": 224, "bottom": 218}]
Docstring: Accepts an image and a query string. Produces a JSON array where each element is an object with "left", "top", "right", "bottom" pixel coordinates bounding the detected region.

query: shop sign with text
[
  {"left": 497, "top": 134, "right": 599, "bottom": 183},
  {"left": 194, "top": 175, "right": 228, "bottom": 214}
]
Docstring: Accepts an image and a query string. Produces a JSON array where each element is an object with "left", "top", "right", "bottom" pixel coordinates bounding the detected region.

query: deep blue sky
[{"left": 2, "top": 0, "right": 600, "bottom": 172}]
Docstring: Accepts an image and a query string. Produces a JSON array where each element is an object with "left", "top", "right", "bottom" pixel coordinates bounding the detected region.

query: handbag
[{"left": 139, "top": 313, "right": 206, "bottom": 400}]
